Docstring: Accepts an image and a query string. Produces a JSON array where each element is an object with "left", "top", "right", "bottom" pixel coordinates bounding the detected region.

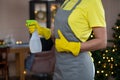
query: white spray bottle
[
  {"left": 26, "top": 20, "right": 42, "bottom": 53},
  {"left": 29, "top": 30, "right": 42, "bottom": 53}
]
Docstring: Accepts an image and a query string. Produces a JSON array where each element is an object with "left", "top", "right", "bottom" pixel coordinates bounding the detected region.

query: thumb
[{"left": 57, "top": 29, "right": 66, "bottom": 40}]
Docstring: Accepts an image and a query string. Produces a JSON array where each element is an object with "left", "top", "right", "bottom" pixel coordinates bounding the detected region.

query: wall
[
  {"left": 102, "top": 0, "right": 120, "bottom": 40},
  {"left": 0, "top": 0, "right": 30, "bottom": 43}
]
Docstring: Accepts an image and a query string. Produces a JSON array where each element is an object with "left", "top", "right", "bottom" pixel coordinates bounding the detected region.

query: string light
[
  {"left": 111, "top": 72, "right": 114, "bottom": 74},
  {"left": 106, "top": 57, "right": 109, "bottom": 59},
  {"left": 105, "top": 50, "right": 108, "bottom": 53},
  {"left": 97, "top": 71, "right": 100, "bottom": 74},
  {"left": 103, "top": 57, "right": 105, "bottom": 59},
  {"left": 111, "top": 57, "right": 114, "bottom": 61},
  {"left": 113, "top": 45, "right": 116, "bottom": 48},
  {"left": 103, "top": 65, "right": 106, "bottom": 68},
  {"left": 116, "top": 26, "right": 119, "bottom": 29},
  {"left": 98, "top": 61, "right": 101, "bottom": 64},
  {"left": 103, "top": 63, "right": 106, "bottom": 68},
  {"left": 119, "top": 36, "right": 120, "bottom": 38},
  {"left": 101, "top": 70, "right": 104, "bottom": 73},
  {"left": 111, "top": 64, "right": 113, "bottom": 68},
  {"left": 105, "top": 74, "right": 108, "bottom": 76},
  {"left": 108, "top": 60, "right": 111, "bottom": 62},
  {"left": 90, "top": 35, "right": 94, "bottom": 38},
  {"left": 111, "top": 57, "right": 113, "bottom": 60},
  {"left": 115, "top": 64, "right": 118, "bottom": 66},
  {"left": 102, "top": 54, "right": 105, "bottom": 56},
  {"left": 112, "top": 49, "right": 115, "bottom": 52}
]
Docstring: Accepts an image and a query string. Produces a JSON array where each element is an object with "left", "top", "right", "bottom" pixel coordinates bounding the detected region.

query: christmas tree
[
  {"left": 91, "top": 13, "right": 120, "bottom": 80},
  {"left": 109, "top": 13, "right": 120, "bottom": 80}
]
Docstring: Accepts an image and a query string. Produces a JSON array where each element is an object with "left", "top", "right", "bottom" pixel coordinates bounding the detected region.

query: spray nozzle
[{"left": 26, "top": 20, "right": 37, "bottom": 28}]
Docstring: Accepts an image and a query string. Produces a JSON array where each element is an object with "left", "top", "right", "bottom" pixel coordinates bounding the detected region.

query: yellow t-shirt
[{"left": 62, "top": 0, "right": 106, "bottom": 42}]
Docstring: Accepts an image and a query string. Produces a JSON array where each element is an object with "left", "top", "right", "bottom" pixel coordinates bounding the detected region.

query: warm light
[
  {"left": 101, "top": 70, "right": 104, "bottom": 73},
  {"left": 51, "top": 5, "right": 57, "bottom": 11},
  {"left": 0, "top": 40, "right": 5, "bottom": 45},
  {"left": 119, "top": 36, "right": 120, "bottom": 38},
  {"left": 24, "top": 70, "right": 27, "bottom": 74},
  {"left": 103, "top": 63, "right": 106, "bottom": 68},
  {"left": 16, "top": 41, "right": 19, "bottom": 44},
  {"left": 111, "top": 57, "right": 114, "bottom": 61},
  {"left": 103, "top": 65, "right": 106, "bottom": 68},
  {"left": 105, "top": 50, "right": 108, "bottom": 53},
  {"left": 34, "top": 10, "right": 38, "bottom": 14},
  {"left": 16, "top": 41, "right": 22, "bottom": 44},
  {"left": 106, "top": 57, "right": 109, "bottom": 59},
  {"left": 113, "top": 45, "right": 116, "bottom": 48},
  {"left": 115, "top": 64, "right": 118, "bottom": 66},
  {"left": 116, "top": 26, "right": 119, "bottom": 29},
  {"left": 97, "top": 71, "right": 100, "bottom": 74},
  {"left": 111, "top": 64, "right": 113, "bottom": 68},
  {"left": 103, "top": 57, "right": 105, "bottom": 59},
  {"left": 103, "top": 54, "right": 105, "bottom": 56},
  {"left": 19, "top": 41, "right": 22, "bottom": 44},
  {"left": 111, "top": 72, "right": 114, "bottom": 74},
  {"left": 111, "top": 59, "right": 114, "bottom": 61},
  {"left": 105, "top": 74, "right": 108, "bottom": 76},
  {"left": 108, "top": 60, "right": 111, "bottom": 62},
  {"left": 91, "top": 35, "right": 94, "bottom": 38},
  {"left": 98, "top": 61, "right": 101, "bottom": 64},
  {"left": 111, "top": 57, "right": 113, "bottom": 60},
  {"left": 112, "top": 49, "right": 115, "bottom": 52}
]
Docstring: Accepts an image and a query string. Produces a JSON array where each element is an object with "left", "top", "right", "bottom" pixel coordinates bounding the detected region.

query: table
[{"left": 9, "top": 44, "right": 30, "bottom": 80}]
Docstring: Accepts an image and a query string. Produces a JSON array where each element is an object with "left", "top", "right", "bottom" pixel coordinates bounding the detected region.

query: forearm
[
  {"left": 81, "top": 38, "right": 107, "bottom": 52},
  {"left": 81, "top": 27, "right": 107, "bottom": 52}
]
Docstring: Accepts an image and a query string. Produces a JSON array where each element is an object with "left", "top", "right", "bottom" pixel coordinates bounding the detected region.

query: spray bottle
[
  {"left": 26, "top": 20, "right": 42, "bottom": 53},
  {"left": 29, "top": 30, "right": 42, "bottom": 53}
]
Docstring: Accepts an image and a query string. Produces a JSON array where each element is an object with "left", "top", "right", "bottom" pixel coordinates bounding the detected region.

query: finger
[{"left": 29, "top": 28, "right": 35, "bottom": 33}]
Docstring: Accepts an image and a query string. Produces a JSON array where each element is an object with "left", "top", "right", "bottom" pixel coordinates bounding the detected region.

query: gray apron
[{"left": 53, "top": 0, "right": 95, "bottom": 80}]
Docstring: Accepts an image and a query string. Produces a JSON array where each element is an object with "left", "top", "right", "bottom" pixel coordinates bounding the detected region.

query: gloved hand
[
  {"left": 26, "top": 20, "right": 51, "bottom": 40},
  {"left": 55, "top": 29, "right": 81, "bottom": 56}
]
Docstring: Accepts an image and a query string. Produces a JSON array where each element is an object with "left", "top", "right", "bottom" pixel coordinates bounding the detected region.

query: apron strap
[
  {"left": 61, "top": 0, "right": 70, "bottom": 8},
  {"left": 71, "top": 0, "right": 81, "bottom": 11},
  {"left": 61, "top": 0, "right": 81, "bottom": 11}
]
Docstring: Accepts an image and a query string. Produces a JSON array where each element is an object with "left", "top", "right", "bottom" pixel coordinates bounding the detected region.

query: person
[{"left": 26, "top": 0, "right": 107, "bottom": 80}]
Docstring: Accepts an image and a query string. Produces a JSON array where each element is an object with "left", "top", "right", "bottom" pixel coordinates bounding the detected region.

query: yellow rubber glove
[
  {"left": 55, "top": 29, "right": 81, "bottom": 56},
  {"left": 26, "top": 20, "right": 51, "bottom": 40}
]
